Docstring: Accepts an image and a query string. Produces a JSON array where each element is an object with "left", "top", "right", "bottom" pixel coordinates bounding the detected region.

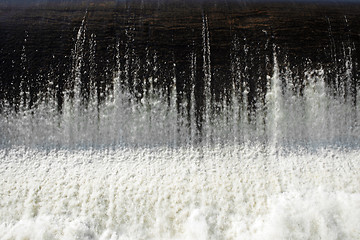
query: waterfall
[
  {"left": 1, "top": 30, "right": 359, "bottom": 147},
  {"left": 265, "top": 50, "right": 283, "bottom": 148},
  {"left": 202, "top": 13, "right": 212, "bottom": 145},
  {"left": 1, "top": 2, "right": 360, "bottom": 239}
]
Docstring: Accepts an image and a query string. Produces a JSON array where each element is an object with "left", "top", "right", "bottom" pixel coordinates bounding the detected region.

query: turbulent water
[
  {"left": 1, "top": 3, "right": 360, "bottom": 240},
  {"left": 1, "top": 145, "right": 360, "bottom": 239}
]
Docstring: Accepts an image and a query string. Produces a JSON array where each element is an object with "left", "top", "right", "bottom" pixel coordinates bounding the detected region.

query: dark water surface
[{"left": 1, "top": 1, "right": 359, "bottom": 105}]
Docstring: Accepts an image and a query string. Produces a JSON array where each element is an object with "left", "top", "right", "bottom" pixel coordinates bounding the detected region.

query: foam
[{"left": 1, "top": 145, "right": 359, "bottom": 239}]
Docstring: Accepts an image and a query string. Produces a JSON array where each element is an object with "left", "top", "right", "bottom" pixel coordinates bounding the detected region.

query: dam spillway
[{"left": 0, "top": 1, "right": 360, "bottom": 239}]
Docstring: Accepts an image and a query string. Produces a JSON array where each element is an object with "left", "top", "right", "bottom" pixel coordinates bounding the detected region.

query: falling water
[
  {"left": 1, "top": 3, "right": 360, "bottom": 240},
  {"left": 202, "top": 13, "right": 212, "bottom": 145}
]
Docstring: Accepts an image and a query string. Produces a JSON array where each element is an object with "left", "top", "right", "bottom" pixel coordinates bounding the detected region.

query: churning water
[{"left": 1, "top": 5, "right": 360, "bottom": 240}]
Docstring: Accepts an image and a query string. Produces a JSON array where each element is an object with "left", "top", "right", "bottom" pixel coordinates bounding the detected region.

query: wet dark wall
[{"left": 0, "top": 0, "right": 360, "bottom": 114}]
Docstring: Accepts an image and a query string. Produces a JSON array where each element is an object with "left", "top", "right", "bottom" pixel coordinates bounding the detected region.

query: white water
[
  {"left": 1, "top": 145, "right": 360, "bottom": 240},
  {"left": 1, "top": 13, "right": 360, "bottom": 240},
  {"left": 1, "top": 55, "right": 360, "bottom": 239}
]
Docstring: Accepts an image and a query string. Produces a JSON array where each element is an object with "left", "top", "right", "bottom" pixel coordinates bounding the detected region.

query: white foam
[{"left": 1, "top": 145, "right": 359, "bottom": 239}]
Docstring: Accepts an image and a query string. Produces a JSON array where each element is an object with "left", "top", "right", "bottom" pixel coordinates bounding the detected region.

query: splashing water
[
  {"left": 1, "top": 145, "right": 359, "bottom": 239},
  {"left": 1, "top": 6, "right": 360, "bottom": 240}
]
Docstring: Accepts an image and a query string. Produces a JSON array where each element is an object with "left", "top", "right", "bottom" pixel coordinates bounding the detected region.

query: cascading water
[{"left": 0, "top": 1, "right": 360, "bottom": 239}]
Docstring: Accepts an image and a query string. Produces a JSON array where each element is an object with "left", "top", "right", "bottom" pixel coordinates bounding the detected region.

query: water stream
[{"left": 0, "top": 3, "right": 360, "bottom": 239}]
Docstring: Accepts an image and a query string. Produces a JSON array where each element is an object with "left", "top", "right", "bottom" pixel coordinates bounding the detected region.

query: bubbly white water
[
  {"left": 1, "top": 11, "right": 360, "bottom": 240},
  {"left": 1, "top": 145, "right": 360, "bottom": 240}
]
